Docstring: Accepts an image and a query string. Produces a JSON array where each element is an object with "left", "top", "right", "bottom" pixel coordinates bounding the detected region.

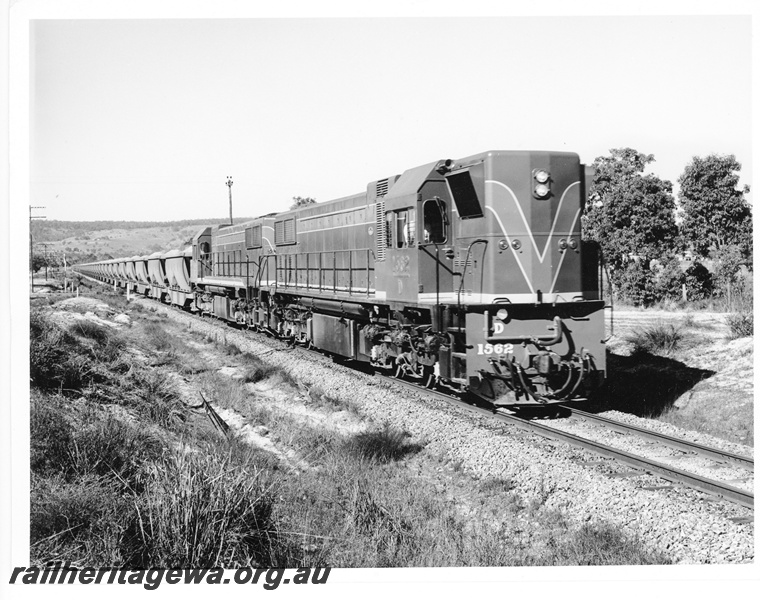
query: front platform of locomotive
[{"left": 443, "top": 150, "right": 606, "bottom": 405}]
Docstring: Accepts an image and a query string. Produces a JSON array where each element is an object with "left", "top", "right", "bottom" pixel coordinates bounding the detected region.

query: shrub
[
  {"left": 652, "top": 257, "right": 685, "bottom": 302},
  {"left": 612, "top": 261, "right": 657, "bottom": 307},
  {"left": 683, "top": 262, "right": 713, "bottom": 301}
]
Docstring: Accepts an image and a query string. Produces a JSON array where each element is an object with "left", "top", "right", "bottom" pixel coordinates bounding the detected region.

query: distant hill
[{"left": 31, "top": 218, "right": 254, "bottom": 265}]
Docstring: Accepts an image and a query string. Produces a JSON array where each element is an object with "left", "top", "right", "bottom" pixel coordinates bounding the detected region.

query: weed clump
[
  {"left": 342, "top": 425, "right": 422, "bottom": 464},
  {"left": 626, "top": 321, "right": 685, "bottom": 354},
  {"left": 30, "top": 473, "right": 128, "bottom": 561},
  {"left": 68, "top": 320, "right": 111, "bottom": 344},
  {"left": 30, "top": 394, "right": 74, "bottom": 476},
  {"left": 30, "top": 310, "right": 98, "bottom": 391},
  {"left": 125, "top": 450, "right": 280, "bottom": 568},
  {"left": 560, "top": 522, "right": 670, "bottom": 565},
  {"left": 726, "top": 310, "right": 753, "bottom": 339},
  {"left": 242, "top": 362, "right": 278, "bottom": 384}
]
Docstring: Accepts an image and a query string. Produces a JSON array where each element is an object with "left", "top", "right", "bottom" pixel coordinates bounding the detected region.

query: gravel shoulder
[{"left": 145, "top": 301, "right": 753, "bottom": 564}]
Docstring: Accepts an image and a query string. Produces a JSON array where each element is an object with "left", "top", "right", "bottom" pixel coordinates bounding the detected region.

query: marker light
[
  {"left": 568, "top": 238, "right": 578, "bottom": 250},
  {"left": 534, "top": 170, "right": 550, "bottom": 184},
  {"left": 558, "top": 239, "right": 568, "bottom": 250},
  {"left": 534, "top": 183, "right": 550, "bottom": 198}
]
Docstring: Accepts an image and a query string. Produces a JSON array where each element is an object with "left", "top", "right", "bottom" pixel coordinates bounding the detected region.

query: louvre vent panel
[
  {"left": 245, "top": 226, "right": 263, "bottom": 249},
  {"left": 275, "top": 218, "right": 296, "bottom": 245},
  {"left": 375, "top": 201, "right": 386, "bottom": 261},
  {"left": 376, "top": 179, "right": 389, "bottom": 197}
]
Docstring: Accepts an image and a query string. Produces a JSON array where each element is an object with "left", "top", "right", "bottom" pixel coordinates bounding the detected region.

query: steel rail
[
  {"left": 565, "top": 408, "right": 754, "bottom": 471},
  {"left": 379, "top": 376, "right": 754, "bottom": 510},
  {"left": 75, "top": 275, "right": 754, "bottom": 510}
]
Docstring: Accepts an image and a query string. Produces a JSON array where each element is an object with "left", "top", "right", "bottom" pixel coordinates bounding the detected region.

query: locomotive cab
[
  {"left": 375, "top": 150, "right": 606, "bottom": 404},
  {"left": 443, "top": 151, "right": 605, "bottom": 404}
]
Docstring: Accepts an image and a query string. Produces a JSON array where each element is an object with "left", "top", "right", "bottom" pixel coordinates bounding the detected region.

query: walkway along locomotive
[{"left": 76, "top": 150, "right": 606, "bottom": 405}]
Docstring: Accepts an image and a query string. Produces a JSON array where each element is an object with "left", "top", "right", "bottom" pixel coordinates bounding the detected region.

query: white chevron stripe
[{"left": 485, "top": 180, "right": 579, "bottom": 263}]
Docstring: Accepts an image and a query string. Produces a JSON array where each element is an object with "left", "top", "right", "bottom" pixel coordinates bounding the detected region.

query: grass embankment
[
  {"left": 602, "top": 314, "right": 753, "bottom": 445},
  {"left": 30, "top": 289, "right": 669, "bottom": 567}
]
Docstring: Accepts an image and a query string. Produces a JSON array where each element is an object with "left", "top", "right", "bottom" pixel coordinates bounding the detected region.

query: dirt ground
[{"left": 600, "top": 310, "right": 753, "bottom": 445}]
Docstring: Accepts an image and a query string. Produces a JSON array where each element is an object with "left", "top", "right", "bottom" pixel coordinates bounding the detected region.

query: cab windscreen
[{"left": 446, "top": 169, "right": 484, "bottom": 219}]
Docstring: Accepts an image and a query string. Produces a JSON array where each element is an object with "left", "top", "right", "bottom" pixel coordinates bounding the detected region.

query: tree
[
  {"left": 678, "top": 154, "right": 752, "bottom": 263},
  {"left": 290, "top": 196, "right": 316, "bottom": 210},
  {"left": 31, "top": 254, "right": 48, "bottom": 273},
  {"left": 582, "top": 148, "right": 681, "bottom": 304}
]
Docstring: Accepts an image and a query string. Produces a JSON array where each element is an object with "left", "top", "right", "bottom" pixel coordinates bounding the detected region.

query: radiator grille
[
  {"left": 375, "top": 200, "right": 386, "bottom": 261},
  {"left": 376, "top": 178, "right": 389, "bottom": 197}
]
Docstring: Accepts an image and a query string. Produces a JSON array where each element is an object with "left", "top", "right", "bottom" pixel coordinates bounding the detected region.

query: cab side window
[
  {"left": 386, "top": 208, "right": 416, "bottom": 248},
  {"left": 396, "top": 208, "right": 416, "bottom": 248},
  {"left": 423, "top": 199, "right": 447, "bottom": 244}
]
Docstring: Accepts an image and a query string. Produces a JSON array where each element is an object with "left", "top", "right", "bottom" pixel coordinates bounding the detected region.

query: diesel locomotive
[{"left": 76, "top": 150, "right": 606, "bottom": 405}]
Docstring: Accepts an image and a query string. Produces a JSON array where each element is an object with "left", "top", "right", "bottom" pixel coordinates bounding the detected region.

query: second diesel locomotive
[{"left": 76, "top": 150, "right": 606, "bottom": 405}]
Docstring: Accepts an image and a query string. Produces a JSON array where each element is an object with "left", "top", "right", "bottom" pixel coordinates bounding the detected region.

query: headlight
[
  {"left": 534, "top": 169, "right": 550, "bottom": 184},
  {"left": 496, "top": 308, "right": 509, "bottom": 321},
  {"left": 534, "top": 183, "right": 550, "bottom": 198}
]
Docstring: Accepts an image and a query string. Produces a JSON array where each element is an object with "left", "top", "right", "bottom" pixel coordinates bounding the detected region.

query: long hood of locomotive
[{"left": 455, "top": 151, "right": 591, "bottom": 304}]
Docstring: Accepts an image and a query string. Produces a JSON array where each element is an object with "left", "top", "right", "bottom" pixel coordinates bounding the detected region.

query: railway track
[
  {"left": 78, "top": 278, "right": 756, "bottom": 511},
  {"left": 563, "top": 407, "right": 754, "bottom": 471},
  {"left": 378, "top": 376, "right": 754, "bottom": 511}
]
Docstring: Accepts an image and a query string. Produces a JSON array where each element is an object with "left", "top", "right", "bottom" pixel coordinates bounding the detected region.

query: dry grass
[
  {"left": 124, "top": 449, "right": 284, "bottom": 568},
  {"left": 726, "top": 311, "right": 753, "bottom": 339},
  {"left": 30, "top": 292, "right": 672, "bottom": 568},
  {"left": 342, "top": 424, "right": 422, "bottom": 463},
  {"left": 626, "top": 321, "right": 687, "bottom": 355}
]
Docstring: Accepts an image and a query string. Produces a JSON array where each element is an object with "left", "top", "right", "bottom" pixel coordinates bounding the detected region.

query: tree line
[{"left": 582, "top": 149, "right": 752, "bottom": 307}]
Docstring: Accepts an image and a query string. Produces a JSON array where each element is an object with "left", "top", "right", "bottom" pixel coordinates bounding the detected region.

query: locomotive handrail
[
  {"left": 274, "top": 249, "right": 375, "bottom": 297},
  {"left": 456, "top": 239, "right": 489, "bottom": 321}
]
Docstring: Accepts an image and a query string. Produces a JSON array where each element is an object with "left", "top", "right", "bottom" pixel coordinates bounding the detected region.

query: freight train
[{"left": 75, "top": 150, "right": 606, "bottom": 405}]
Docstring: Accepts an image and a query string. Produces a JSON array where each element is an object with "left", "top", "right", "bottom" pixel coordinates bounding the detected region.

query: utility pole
[
  {"left": 41, "top": 243, "right": 48, "bottom": 280},
  {"left": 226, "top": 176, "right": 233, "bottom": 225},
  {"left": 29, "top": 206, "right": 46, "bottom": 292}
]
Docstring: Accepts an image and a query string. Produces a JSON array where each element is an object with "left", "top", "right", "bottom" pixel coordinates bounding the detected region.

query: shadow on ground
[{"left": 585, "top": 351, "right": 715, "bottom": 418}]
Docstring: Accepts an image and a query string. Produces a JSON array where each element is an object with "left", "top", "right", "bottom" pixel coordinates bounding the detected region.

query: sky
[{"left": 28, "top": 14, "right": 752, "bottom": 222}]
